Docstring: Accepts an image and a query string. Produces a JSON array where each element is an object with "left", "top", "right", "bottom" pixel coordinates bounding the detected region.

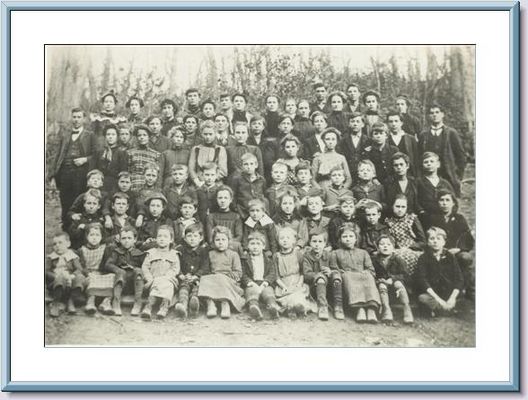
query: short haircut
[
  {"left": 428, "top": 103, "right": 444, "bottom": 113},
  {"left": 386, "top": 110, "right": 402, "bottom": 121},
  {"left": 272, "top": 160, "right": 289, "bottom": 172},
  {"left": 391, "top": 152, "right": 410, "bottom": 165},
  {"left": 87, "top": 169, "right": 104, "bottom": 181},
  {"left": 346, "top": 83, "right": 360, "bottom": 91},
  {"left": 216, "top": 185, "right": 233, "bottom": 199},
  {"left": 233, "top": 121, "right": 249, "bottom": 132},
  {"left": 371, "top": 122, "right": 388, "bottom": 133},
  {"left": 117, "top": 171, "right": 131, "bottom": 180},
  {"left": 358, "top": 159, "right": 376, "bottom": 171},
  {"left": 120, "top": 226, "right": 137, "bottom": 238},
  {"left": 214, "top": 113, "right": 229, "bottom": 121},
  {"left": 185, "top": 88, "right": 200, "bottom": 97},
  {"left": 338, "top": 195, "right": 356, "bottom": 205},
  {"left": 84, "top": 222, "right": 104, "bottom": 239},
  {"left": 248, "top": 198, "right": 266, "bottom": 211},
  {"left": 53, "top": 231, "right": 71, "bottom": 242},
  {"left": 376, "top": 234, "right": 395, "bottom": 247},
  {"left": 310, "top": 111, "right": 327, "bottom": 123},
  {"left": 427, "top": 226, "right": 447, "bottom": 240},
  {"left": 112, "top": 191, "right": 130, "bottom": 203},
  {"left": 241, "top": 152, "right": 258, "bottom": 163},
  {"left": 202, "top": 162, "right": 218, "bottom": 172},
  {"left": 179, "top": 195, "right": 197, "bottom": 208},
  {"left": 117, "top": 122, "right": 132, "bottom": 131},
  {"left": 277, "top": 114, "right": 294, "bottom": 126},
  {"left": 364, "top": 200, "right": 382, "bottom": 212},
  {"left": 171, "top": 164, "right": 188, "bottom": 174},
  {"left": 277, "top": 226, "right": 297, "bottom": 240},
  {"left": 348, "top": 111, "right": 364, "bottom": 122},
  {"left": 313, "top": 82, "right": 326, "bottom": 91},
  {"left": 71, "top": 107, "right": 85, "bottom": 116},
  {"left": 339, "top": 223, "right": 358, "bottom": 239},
  {"left": 393, "top": 193, "right": 408, "bottom": 205},
  {"left": 297, "top": 99, "right": 310, "bottom": 108},
  {"left": 157, "top": 224, "right": 175, "bottom": 239},
  {"left": 422, "top": 151, "right": 440, "bottom": 161},
  {"left": 219, "top": 93, "right": 231, "bottom": 100},
  {"left": 295, "top": 160, "right": 312, "bottom": 175},
  {"left": 212, "top": 225, "right": 231, "bottom": 241},
  {"left": 200, "top": 120, "right": 216, "bottom": 133},
  {"left": 329, "top": 164, "right": 345, "bottom": 175},
  {"left": 84, "top": 188, "right": 102, "bottom": 202},
  {"left": 184, "top": 223, "right": 203, "bottom": 236},
  {"left": 247, "top": 231, "right": 266, "bottom": 245},
  {"left": 144, "top": 163, "right": 160, "bottom": 175},
  {"left": 280, "top": 133, "right": 301, "bottom": 147},
  {"left": 145, "top": 115, "right": 162, "bottom": 125},
  {"left": 309, "top": 228, "right": 328, "bottom": 242},
  {"left": 306, "top": 188, "right": 325, "bottom": 201}
]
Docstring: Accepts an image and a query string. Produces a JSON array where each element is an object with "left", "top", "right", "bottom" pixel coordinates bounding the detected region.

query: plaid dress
[
  {"left": 126, "top": 146, "right": 162, "bottom": 192},
  {"left": 79, "top": 244, "right": 115, "bottom": 297},
  {"left": 385, "top": 214, "right": 422, "bottom": 276}
]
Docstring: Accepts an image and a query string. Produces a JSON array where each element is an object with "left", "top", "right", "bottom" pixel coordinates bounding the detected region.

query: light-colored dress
[
  {"left": 142, "top": 248, "right": 180, "bottom": 300},
  {"left": 330, "top": 248, "right": 380, "bottom": 309},
  {"left": 311, "top": 151, "right": 352, "bottom": 189},
  {"left": 79, "top": 244, "right": 115, "bottom": 297},
  {"left": 273, "top": 249, "right": 317, "bottom": 312}
]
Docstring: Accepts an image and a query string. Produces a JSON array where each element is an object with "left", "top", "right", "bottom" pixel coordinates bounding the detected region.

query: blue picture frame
[{"left": 1, "top": 1, "right": 520, "bottom": 392}]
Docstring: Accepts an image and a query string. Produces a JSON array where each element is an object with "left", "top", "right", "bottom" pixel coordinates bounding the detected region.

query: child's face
[
  {"left": 203, "top": 169, "right": 217, "bottom": 186},
  {"left": 202, "top": 104, "right": 215, "bottom": 118},
  {"left": 84, "top": 196, "right": 100, "bottom": 214},
  {"left": 280, "top": 195, "right": 295, "bottom": 215},
  {"left": 309, "top": 234, "right": 326, "bottom": 254},
  {"left": 136, "top": 130, "right": 150, "bottom": 146},
  {"left": 278, "top": 231, "right": 295, "bottom": 251},
  {"left": 279, "top": 119, "right": 293, "bottom": 135},
  {"left": 129, "top": 99, "right": 141, "bottom": 114},
  {"left": 105, "top": 128, "right": 118, "bottom": 146},
  {"left": 148, "top": 118, "right": 162, "bottom": 134},
  {"left": 113, "top": 198, "right": 129, "bottom": 215},
  {"left": 217, "top": 190, "right": 232, "bottom": 210},
  {"left": 313, "top": 116, "right": 327, "bottom": 133},
  {"left": 396, "top": 98, "right": 408, "bottom": 113},
  {"left": 393, "top": 199, "right": 408, "bottom": 218},
  {"left": 428, "top": 233, "right": 446, "bottom": 252},
  {"left": 162, "top": 104, "right": 175, "bottom": 119},
  {"left": 87, "top": 174, "right": 103, "bottom": 189},
  {"left": 214, "top": 233, "right": 229, "bottom": 251},
  {"left": 330, "top": 169, "right": 345, "bottom": 186},
  {"left": 358, "top": 164, "right": 374, "bottom": 181},
  {"left": 202, "top": 128, "right": 216, "bottom": 144},
  {"left": 349, "top": 116, "right": 364, "bottom": 133},
  {"left": 187, "top": 92, "right": 201, "bottom": 106},
  {"left": 249, "top": 206, "right": 265, "bottom": 222},
  {"left": 233, "top": 96, "right": 246, "bottom": 111},
  {"left": 296, "top": 169, "right": 312, "bottom": 185},
  {"left": 103, "top": 96, "right": 116, "bottom": 112},
  {"left": 215, "top": 116, "right": 229, "bottom": 132},
  {"left": 117, "top": 177, "right": 131, "bottom": 192},
  {"left": 298, "top": 101, "right": 310, "bottom": 118},
  {"left": 266, "top": 97, "right": 279, "bottom": 112},
  {"left": 180, "top": 203, "right": 197, "bottom": 219},
  {"left": 185, "top": 118, "right": 198, "bottom": 133},
  {"left": 347, "top": 86, "right": 361, "bottom": 101},
  {"left": 422, "top": 157, "right": 440, "bottom": 173},
  {"left": 365, "top": 95, "right": 379, "bottom": 111},
  {"left": 285, "top": 100, "right": 297, "bottom": 115},
  {"left": 377, "top": 238, "right": 394, "bottom": 256},
  {"left": 283, "top": 140, "right": 299, "bottom": 157},
  {"left": 119, "top": 231, "right": 136, "bottom": 249},
  {"left": 86, "top": 228, "right": 102, "bottom": 247},
  {"left": 156, "top": 229, "right": 172, "bottom": 248},
  {"left": 387, "top": 115, "right": 403, "bottom": 133},
  {"left": 184, "top": 231, "right": 203, "bottom": 248},
  {"left": 271, "top": 166, "right": 288, "bottom": 184},
  {"left": 53, "top": 236, "right": 70, "bottom": 255},
  {"left": 372, "top": 130, "right": 387, "bottom": 145},
  {"left": 392, "top": 158, "right": 409, "bottom": 176},
  {"left": 365, "top": 208, "right": 381, "bottom": 225},
  {"left": 220, "top": 96, "right": 232, "bottom": 111},
  {"left": 250, "top": 119, "right": 265, "bottom": 135},
  {"left": 144, "top": 169, "right": 158, "bottom": 187},
  {"left": 172, "top": 131, "right": 185, "bottom": 146},
  {"left": 118, "top": 129, "right": 131, "bottom": 145},
  {"left": 247, "top": 239, "right": 264, "bottom": 256},
  {"left": 307, "top": 196, "right": 323, "bottom": 215},
  {"left": 323, "top": 133, "right": 338, "bottom": 150},
  {"left": 242, "top": 158, "right": 257, "bottom": 175},
  {"left": 340, "top": 201, "right": 355, "bottom": 218},
  {"left": 330, "top": 95, "right": 344, "bottom": 111},
  {"left": 234, "top": 126, "right": 249, "bottom": 144},
  {"left": 149, "top": 199, "right": 164, "bottom": 218},
  {"left": 438, "top": 194, "right": 455, "bottom": 215},
  {"left": 340, "top": 230, "right": 357, "bottom": 249}
]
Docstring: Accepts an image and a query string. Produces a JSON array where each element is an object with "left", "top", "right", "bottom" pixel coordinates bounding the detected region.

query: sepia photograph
[{"left": 44, "top": 44, "right": 476, "bottom": 347}]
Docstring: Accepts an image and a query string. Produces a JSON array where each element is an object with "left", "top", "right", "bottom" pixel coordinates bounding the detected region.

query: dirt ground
[{"left": 44, "top": 166, "right": 476, "bottom": 347}]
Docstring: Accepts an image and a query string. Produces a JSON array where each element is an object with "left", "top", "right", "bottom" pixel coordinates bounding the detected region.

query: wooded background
[{"left": 46, "top": 45, "right": 475, "bottom": 172}]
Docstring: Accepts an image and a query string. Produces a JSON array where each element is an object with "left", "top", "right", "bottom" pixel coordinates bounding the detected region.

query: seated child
[
  {"left": 265, "top": 161, "right": 289, "bottom": 217},
  {"left": 69, "top": 189, "right": 105, "bottom": 249},
  {"left": 163, "top": 164, "right": 197, "bottom": 219},
  {"left": 198, "top": 226, "right": 245, "bottom": 319},
  {"left": 174, "top": 224, "right": 209, "bottom": 318},
  {"left": 352, "top": 160, "right": 386, "bottom": 212},
  {"left": 188, "top": 120, "right": 228, "bottom": 187},
  {"left": 384, "top": 194, "right": 426, "bottom": 276},
  {"left": 303, "top": 229, "right": 344, "bottom": 320},
  {"left": 45, "top": 231, "right": 84, "bottom": 317},
  {"left": 78, "top": 223, "right": 115, "bottom": 315},
  {"left": 330, "top": 224, "right": 381, "bottom": 323},
  {"left": 359, "top": 200, "right": 389, "bottom": 255},
  {"left": 272, "top": 186, "right": 309, "bottom": 249},
  {"left": 173, "top": 195, "right": 201, "bottom": 245},
  {"left": 241, "top": 232, "right": 281, "bottom": 320},
  {"left": 328, "top": 195, "right": 362, "bottom": 250},
  {"left": 104, "top": 226, "right": 146, "bottom": 316},
  {"left": 416, "top": 227, "right": 464, "bottom": 317},
  {"left": 135, "top": 164, "right": 162, "bottom": 225},
  {"left": 429, "top": 190, "right": 475, "bottom": 299},
  {"left": 299, "top": 189, "right": 330, "bottom": 241},
  {"left": 322, "top": 165, "right": 354, "bottom": 214},
  {"left": 226, "top": 121, "right": 264, "bottom": 178},
  {"left": 137, "top": 193, "right": 173, "bottom": 251},
  {"left": 273, "top": 227, "right": 317, "bottom": 319},
  {"left": 277, "top": 134, "right": 305, "bottom": 184},
  {"left": 372, "top": 235, "right": 414, "bottom": 324},
  {"left": 106, "top": 171, "right": 138, "bottom": 219},
  {"left": 141, "top": 225, "right": 181, "bottom": 319},
  {"left": 161, "top": 126, "right": 191, "bottom": 184},
  {"left": 311, "top": 128, "right": 352, "bottom": 189},
  {"left": 205, "top": 185, "right": 243, "bottom": 249},
  {"left": 106, "top": 192, "right": 135, "bottom": 245},
  {"left": 195, "top": 162, "right": 222, "bottom": 224},
  {"left": 242, "top": 199, "right": 278, "bottom": 255},
  {"left": 231, "top": 152, "right": 267, "bottom": 220}
]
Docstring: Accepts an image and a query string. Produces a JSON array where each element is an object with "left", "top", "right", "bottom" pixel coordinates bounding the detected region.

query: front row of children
[{"left": 46, "top": 217, "right": 465, "bottom": 323}]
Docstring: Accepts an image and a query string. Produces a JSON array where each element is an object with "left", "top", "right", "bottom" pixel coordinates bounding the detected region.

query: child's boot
[
  {"left": 206, "top": 299, "right": 217, "bottom": 318},
  {"left": 356, "top": 307, "right": 367, "bottom": 323},
  {"left": 131, "top": 278, "right": 144, "bottom": 316},
  {"left": 141, "top": 297, "right": 155, "bottom": 319},
  {"left": 175, "top": 287, "right": 189, "bottom": 319},
  {"left": 112, "top": 297, "right": 122, "bottom": 316},
  {"left": 85, "top": 295, "right": 96, "bottom": 315},
  {"left": 248, "top": 300, "right": 263, "bottom": 321},
  {"left": 366, "top": 307, "right": 379, "bottom": 324},
  {"left": 315, "top": 281, "right": 329, "bottom": 321},
  {"left": 67, "top": 297, "right": 77, "bottom": 315},
  {"left": 189, "top": 296, "right": 200, "bottom": 318},
  {"left": 99, "top": 297, "right": 112, "bottom": 314},
  {"left": 332, "top": 279, "right": 345, "bottom": 320},
  {"left": 157, "top": 299, "right": 169, "bottom": 319},
  {"left": 379, "top": 285, "right": 394, "bottom": 322},
  {"left": 220, "top": 300, "right": 231, "bottom": 319},
  {"left": 267, "top": 302, "right": 280, "bottom": 320},
  {"left": 398, "top": 287, "right": 414, "bottom": 324}
]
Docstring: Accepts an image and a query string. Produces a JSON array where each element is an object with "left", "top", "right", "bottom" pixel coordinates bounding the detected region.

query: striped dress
[
  {"left": 79, "top": 244, "right": 115, "bottom": 297},
  {"left": 126, "top": 146, "right": 162, "bottom": 192}
]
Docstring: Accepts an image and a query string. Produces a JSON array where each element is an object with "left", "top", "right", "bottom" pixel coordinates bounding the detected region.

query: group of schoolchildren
[{"left": 46, "top": 83, "right": 474, "bottom": 325}]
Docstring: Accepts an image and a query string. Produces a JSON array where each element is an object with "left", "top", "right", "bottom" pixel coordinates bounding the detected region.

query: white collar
[{"left": 245, "top": 214, "right": 274, "bottom": 228}]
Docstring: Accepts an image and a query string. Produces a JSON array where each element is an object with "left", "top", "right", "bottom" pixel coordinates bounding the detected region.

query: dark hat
[
  {"left": 101, "top": 91, "right": 118, "bottom": 104},
  {"left": 145, "top": 192, "right": 167, "bottom": 206},
  {"left": 126, "top": 96, "right": 144, "bottom": 108}
]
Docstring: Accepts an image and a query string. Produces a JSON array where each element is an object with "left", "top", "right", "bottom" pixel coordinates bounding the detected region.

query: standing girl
[
  {"left": 311, "top": 128, "right": 352, "bottom": 189},
  {"left": 183, "top": 115, "right": 201, "bottom": 147},
  {"left": 277, "top": 134, "right": 305, "bottom": 185},
  {"left": 263, "top": 95, "right": 281, "bottom": 138},
  {"left": 294, "top": 99, "right": 316, "bottom": 142},
  {"left": 326, "top": 91, "right": 349, "bottom": 135},
  {"left": 125, "top": 124, "right": 162, "bottom": 192}
]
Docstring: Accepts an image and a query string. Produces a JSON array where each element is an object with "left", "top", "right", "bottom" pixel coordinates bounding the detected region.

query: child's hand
[
  {"left": 259, "top": 282, "right": 269, "bottom": 290},
  {"left": 73, "top": 157, "right": 88, "bottom": 166},
  {"left": 446, "top": 297, "right": 457, "bottom": 310},
  {"left": 321, "top": 266, "right": 331, "bottom": 276},
  {"left": 135, "top": 215, "right": 144, "bottom": 228},
  {"left": 104, "top": 216, "right": 114, "bottom": 230},
  {"left": 78, "top": 223, "right": 86, "bottom": 230},
  {"left": 194, "top": 179, "right": 204, "bottom": 188},
  {"left": 385, "top": 278, "right": 393, "bottom": 285},
  {"left": 71, "top": 213, "right": 82, "bottom": 221},
  {"left": 448, "top": 248, "right": 461, "bottom": 255},
  {"left": 247, "top": 281, "right": 257, "bottom": 288}
]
